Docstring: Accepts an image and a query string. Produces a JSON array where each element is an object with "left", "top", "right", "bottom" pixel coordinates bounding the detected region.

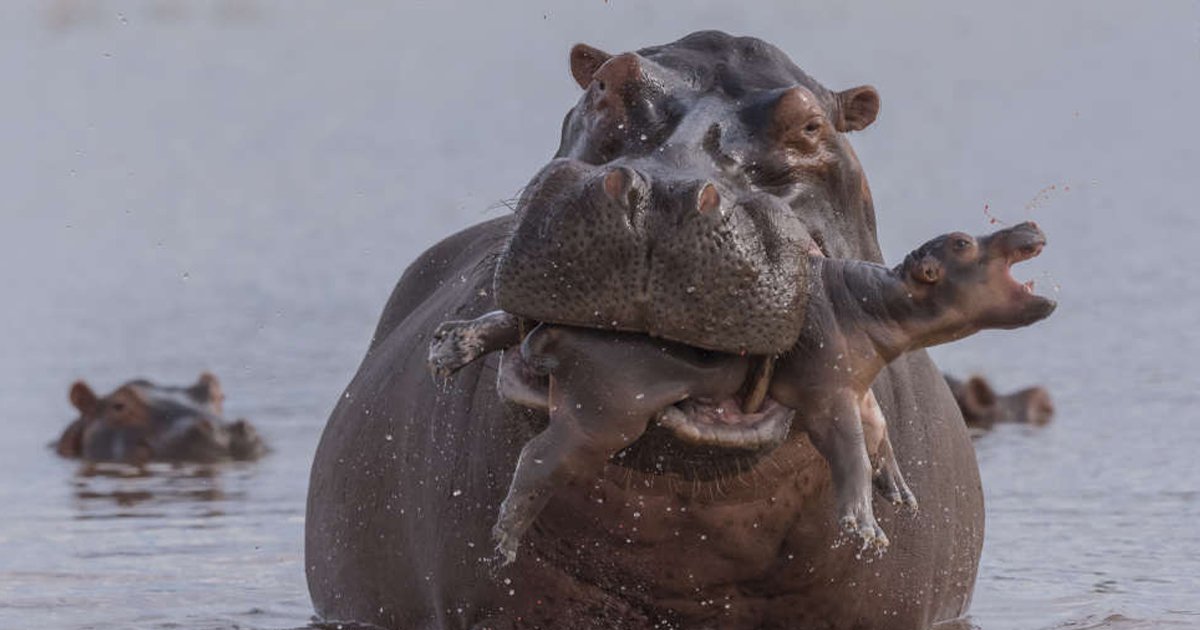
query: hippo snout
[
  {"left": 990, "top": 221, "right": 1047, "bottom": 262},
  {"left": 495, "top": 157, "right": 815, "bottom": 354}
]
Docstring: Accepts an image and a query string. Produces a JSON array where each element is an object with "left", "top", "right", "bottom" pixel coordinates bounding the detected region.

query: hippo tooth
[{"left": 741, "top": 356, "right": 776, "bottom": 414}]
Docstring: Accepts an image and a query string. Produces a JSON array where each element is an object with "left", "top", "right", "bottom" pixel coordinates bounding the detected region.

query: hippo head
[
  {"left": 494, "top": 31, "right": 882, "bottom": 355},
  {"left": 60, "top": 373, "right": 265, "bottom": 464},
  {"left": 949, "top": 374, "right": 1056, "bottom": 429},
  {"left": 896, "top": 221, "right": 1058, "bottom": 346}
]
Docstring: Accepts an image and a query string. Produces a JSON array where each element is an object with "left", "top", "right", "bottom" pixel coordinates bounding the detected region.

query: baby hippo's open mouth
[{"left": 993, "top": 222, "right": 1056, "bottom": 317}]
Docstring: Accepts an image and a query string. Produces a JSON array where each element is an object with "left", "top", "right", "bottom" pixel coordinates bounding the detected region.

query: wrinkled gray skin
[
  {"left": 56, "top": 373, "right": 266, "bottom": 464},
  {"left": 946, "top": 374, "right": 1056, "bottom": 430},
  {"left": 307, "top": 32, "right": 986, "bottom": 629}
]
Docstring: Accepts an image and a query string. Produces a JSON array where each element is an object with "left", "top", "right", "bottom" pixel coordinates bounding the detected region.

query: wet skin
[
  {"left": 946, "top": 373, "right": 1056, "bottom": 430},
  {"left": 309, "top": 32, "right": 1017, "bottom": 630},
  {"left": 56, "top": 373, "right": 266, "bottom": 465},
  {"left": 432, "top": 222, "right": 1055, "bottom": 559}
]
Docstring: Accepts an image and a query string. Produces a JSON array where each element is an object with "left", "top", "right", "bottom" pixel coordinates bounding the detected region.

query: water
[{"left": 1, "top": 2, "right": 1197, "bottom": 629}]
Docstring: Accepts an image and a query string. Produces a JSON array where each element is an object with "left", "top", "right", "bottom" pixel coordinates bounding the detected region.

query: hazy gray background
[{"left": 0, "top": 1, "right": 1197, "bottom": 629}]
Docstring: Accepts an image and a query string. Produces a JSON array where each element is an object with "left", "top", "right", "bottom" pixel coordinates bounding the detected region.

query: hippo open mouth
[
  {"left": 496, "top": 335, "right": 792, "bottom": 453},
  {"left": 1007, "top": 233, "right": 1045, "bottom": 294},
  {"left": 656, "top": 396, "right": 794, "bottom": 450},
  {"left": 993, "top": 222, "right": 1056, "bottom": 319}
]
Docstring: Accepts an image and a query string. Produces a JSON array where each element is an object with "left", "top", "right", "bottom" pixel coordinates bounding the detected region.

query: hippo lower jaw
[
  {"left": 655, "top": 396, "right": 794, "bottom": 450},
  {"left": 498, "top": 334, "right": 794, "bottom": 453},
  {"left": 999, "top": 228, "right": 1057, "bottom": 319}
]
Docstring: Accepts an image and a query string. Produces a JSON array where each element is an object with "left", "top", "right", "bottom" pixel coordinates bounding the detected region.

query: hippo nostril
[
  {"left": 602, "top": 166, "right": 645, "bottom": 210},
  {"left": 696, "top": 183, "right": 721, "bottom": 215}
]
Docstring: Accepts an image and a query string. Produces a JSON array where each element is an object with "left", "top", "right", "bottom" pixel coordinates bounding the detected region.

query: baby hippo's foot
[
  {"left": 873, "top": 463, "right": 919, "bottom": 511},
  {"left": 429, "top": 320, "right": 490, "bottom": 378},
  {"left": 492, "top": 515, "right": 523, "bottom": 567},
  {"left": 838, "top": 499, "right": 889, "bottom": 553},
  {"left": 872, "top": 433, "right": 919, "bottom": 511}
]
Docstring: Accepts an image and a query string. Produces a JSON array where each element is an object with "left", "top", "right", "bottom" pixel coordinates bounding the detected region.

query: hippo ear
[
  {"left": 570, "top": 43, "right": 612, "bottom": 89},
  {"left": 965, "top": 376, "right": 998, "bottom": 409},
  {"left": 835, "top": 85, "right": 881, "bottom": 132},
  {"left": 910, "top": 255, "right": 943, "bottom": 284},
  {"left": 192, "top": 372, "right": 225, "bottom": 411},
  {"left": 69, "top": 381, "right": 99, "bottom": 416}
]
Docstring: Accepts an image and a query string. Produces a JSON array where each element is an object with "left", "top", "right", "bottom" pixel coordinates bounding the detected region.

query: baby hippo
[
  {"left": 55, "top": 372, "right": 266, "bottom": 465},
  {"left": 430, "top": 222, "right": 1056, "bottom": 560}
]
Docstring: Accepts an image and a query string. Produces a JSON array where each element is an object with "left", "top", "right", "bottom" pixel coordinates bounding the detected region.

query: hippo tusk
[{"left": 741, "top": 355, "right": 775, "bottom": 414}]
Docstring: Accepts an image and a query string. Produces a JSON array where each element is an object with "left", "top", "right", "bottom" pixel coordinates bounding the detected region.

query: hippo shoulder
[{"left": 370, "top": 216, "right": 513, "bottom": 350}]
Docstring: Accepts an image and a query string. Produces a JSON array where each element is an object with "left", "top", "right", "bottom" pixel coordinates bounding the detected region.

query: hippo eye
[
  {"left": 953, "top": 238, "right": 972, "bottom": 251},
  {"left": 803, "top": 119, "right": 822, "bottom": 135},
  {"left": 111, "top": 402, "right": 126, "bottom": 412}
]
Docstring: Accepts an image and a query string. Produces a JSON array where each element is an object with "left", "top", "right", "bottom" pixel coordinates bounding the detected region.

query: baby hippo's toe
[
  {"left": 838, "top": 504, "right": 890, "bottom": 553},
  {"left": 492, "top": 522, "right": 520, "bottom": 567},
  {"left": 873, "top": 466, "right": 919, "bottom": 512},
  {"left": 429, "top": 320, "right": 485, "bottom": 378}
]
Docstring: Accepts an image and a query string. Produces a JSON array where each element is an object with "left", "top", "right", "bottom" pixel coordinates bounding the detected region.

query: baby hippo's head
[{"left": 897, "top": 221, "right": 1057, "bottom": 343}]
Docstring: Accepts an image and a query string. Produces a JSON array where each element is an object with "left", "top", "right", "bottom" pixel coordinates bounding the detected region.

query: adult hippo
[
  {"left": 307, "top": 31, "right": 985, "bottom": 629},
  {"left": 946, "top": 373, "right": 1056, "bottom": 430},
  {"left": 56, "top": 372, "right": 266, "bottom": 464}
]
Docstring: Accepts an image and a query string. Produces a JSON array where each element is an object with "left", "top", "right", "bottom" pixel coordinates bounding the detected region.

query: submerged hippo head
[
  {"left": 494, "top": 31, "right": 882, "bottom": 354},
  {"left": 947, "top": 374, "right": 1056, "bottom": 429},
  {"left": 57, "top": 372, "right": 266, "bottom": 465}
]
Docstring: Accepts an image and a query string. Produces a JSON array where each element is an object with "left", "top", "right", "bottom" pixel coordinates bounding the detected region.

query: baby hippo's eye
[
  {"left": 111, "top": 402, "right": 126, "bottom": 412},
  {"left": 953, "top": 237, "right": 972, "bottom": 251}
]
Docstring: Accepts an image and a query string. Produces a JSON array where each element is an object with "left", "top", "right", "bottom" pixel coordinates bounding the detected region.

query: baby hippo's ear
[
  {"left": 909, "top": 255, "right": 943, "bottom": 284},
  {"left": 69, "top": 381, "right": 99, "bottom": 416}
]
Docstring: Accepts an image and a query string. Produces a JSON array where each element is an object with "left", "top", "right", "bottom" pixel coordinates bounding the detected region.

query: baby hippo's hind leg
[
  {"left": 861, "top": 391, "right": 918, "bottom": 510},
  {"left": 803, "top": 391, "right": 890, "bottom": 551},
  {"left": 428, "top": 310, "right": 521, "bottom": 378}
]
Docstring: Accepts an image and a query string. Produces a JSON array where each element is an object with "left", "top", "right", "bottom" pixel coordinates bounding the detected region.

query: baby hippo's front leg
[
  {"left": 428, "top": 310, "right": 521, "bottom": 378},
  {"left": 493, "top": 373, "right": 655, "bottom": 564},
  {"left": 493, "top": 325, "right": 747, "bottom": 564},
  {"left": 801, "top": 390, "right": 890, "bottom": 551}
]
